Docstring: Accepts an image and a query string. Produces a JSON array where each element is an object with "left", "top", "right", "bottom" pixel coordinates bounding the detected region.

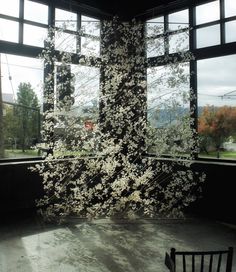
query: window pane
[
  {"left": 169, "top": 31, "right": 189, "bottom": 53},
  {"left": 146, "top": 16, "right": 164, "bottom": 37},
  {"left": 147, "top": 63, "right": 191, "bottom": 155},
  {"left": 24, "top": 0, "right": 48, "bottom": 24},
  {"left": 0, "top": 0, "right": 19, "bottom": 17},
  {"left": 147, "top": 64, "right": 190, "bottom": 127},
  {"left": 55, "top": 31, "right": 77, "bottom": 53},
  {"left": 53, "top": 64, "right": 100, "bottom": 154},
  {"left": 81, "top": 36, "right": 100, "bottom": 57},
  {"left": 169, "top": 9, "right": 189, "bottom": 31},
  {"left": 146, "top": 37, "right": 165, "bottom": 57},
  {"left": 196, "top": 24, "right": 220, "bottom": 48},
  {"left": 0, "top": 19, "right": 18, "bottom": 43},
  {"left": 81, "top": 15, "right": 100, "bottom": 37},
  {"left": 1, "top": 54, "right": 44, "bottom": 159},
  {"left": 225, "top": 0, "right": 236, "bottom": 18},
  {"left": 196, "top": 1, "right": 220, "bottom": 25},
  {"left": 24, "top": 24, "right": 47, "bottom": 47},
  {"left": 55, "top": 8, "right": 77, "bottom": 31},
  {"left": 197, "top": 55, "right": 236, "bottom": 160},
  {"left": 71, "top": 65, "right": 100, "bottom": 121},
  {"left": 226, "top": 21, "right": 236, "bottom": 43}
]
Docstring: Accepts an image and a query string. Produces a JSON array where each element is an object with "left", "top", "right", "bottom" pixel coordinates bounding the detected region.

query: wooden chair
[{"left": 165, "top": 247, "right": 233, "bottom": 272}]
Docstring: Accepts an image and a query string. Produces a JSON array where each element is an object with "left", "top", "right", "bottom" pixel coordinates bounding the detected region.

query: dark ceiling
[
  {"left": 33, "top": 0, "right": 178, "bottom": 20},
  {"left": 66, "top": 0, "right": 182, "bottom": 20},
  {"left": 34, "top": 0, "right": 208, "bottom": 20}
]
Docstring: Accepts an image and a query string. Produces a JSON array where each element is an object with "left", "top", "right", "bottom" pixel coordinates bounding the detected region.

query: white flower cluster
[{"left": 30, "top": 17, "right": 205, "bottom": 222}]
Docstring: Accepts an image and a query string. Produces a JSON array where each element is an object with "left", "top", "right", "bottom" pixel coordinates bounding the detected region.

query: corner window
[
  {"left": 0, "top": 1, "right": 101, "bottom": 161},
  {"left": 146, "top": 0, "right": 236, "bottom": 161}
]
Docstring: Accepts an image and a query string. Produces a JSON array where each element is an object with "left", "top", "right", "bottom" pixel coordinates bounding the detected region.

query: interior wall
[
  {"left": 187, "top": 162, "right": 236, "bottom": 225},
  {"left": 0, "top": 162, "right": 44, "bottom": 219},
  {"left": 0, "top": 161, "right": 235, "bottom": 224}
]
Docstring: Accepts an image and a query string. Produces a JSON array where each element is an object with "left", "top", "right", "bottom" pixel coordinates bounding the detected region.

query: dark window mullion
[
  {"left": 147, "top": 26, "right": 189, "bottom": 40},
  {"left": 0, "top": 14, "right": 19, "bottom": 22},
  {"left": 189, "top": 5, "right": 198, "bottom": 159},
  {"left": 164, "top": 14, "right": 169, "bottom": 55},
  {"left": 189, "top": 5, "right": 196, "bottom": 50},
  {"left": 47, "top": 1, "right": 55, "bottom": 51},
  {"left": 53, "top": 27, "right": 78, "bottom": 35},
  {"left": 23, "top": 19, "right": 48, "bottom": 28},
  {"left": 19, "top": 0, "right": 24, "bottom": 44},
  {"left": 48, "top": 2, "right": 55, "bottom": 27},
  {"left": 195, "top": 19, "right": 221, "bottom": 29},
  {"left": 76, "top": 13, "right": 81, "bottom": 54},
  {"left": 224, "top": 15, "right": 236, "bottom": 22},
  {"left": 43, "top": 1, "right": 55, "bottom": 113},
  {"left": 220, "top": 0, "right": 225, "bottom": 44},
  {"left": 190, "top": 59, "right": 198, "bottom": 159}
]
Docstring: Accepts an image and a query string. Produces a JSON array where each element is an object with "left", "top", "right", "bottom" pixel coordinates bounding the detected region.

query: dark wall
[
  {"left": 0, "top": 161, "right": 44, "bottom": 219},
  {"left": 0, "top": 160, "right": 235, "bottom": 224},
  {"left": 187, "top": 161, "right": 236, "bottom": 225}
]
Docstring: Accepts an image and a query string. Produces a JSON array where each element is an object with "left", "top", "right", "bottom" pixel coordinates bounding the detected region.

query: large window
[
  {"left": 146, "top": 0, "right": 236, "bottom": 161},
  {"left": 0, "top": 0, "right": 101, "bottom": 160},
  {"left": 146, "top": 9, "right": 191, "bottom": 157},
  {"left": 147, "top": 63, "right": 191, "bottom": 156}
]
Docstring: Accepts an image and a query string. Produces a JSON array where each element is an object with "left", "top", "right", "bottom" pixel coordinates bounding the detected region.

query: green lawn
[
  {"left": 199, "top": 151, "right": 236, "bottom": 160},
  {"left": 3, "top": 148, "right": 91, "bottom": 158},
  {"left": 4, "top": 149, "right": 40, "bottom": 158}
]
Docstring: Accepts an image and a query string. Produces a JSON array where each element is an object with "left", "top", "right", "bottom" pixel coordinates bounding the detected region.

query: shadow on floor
[{"left": 0, "top": 214, "right": 236, "bottom": 272}]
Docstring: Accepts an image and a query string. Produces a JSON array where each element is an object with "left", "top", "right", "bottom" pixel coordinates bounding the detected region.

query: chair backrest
[{"left": 165, "top": 247, "right": 233, "bottom": 272}]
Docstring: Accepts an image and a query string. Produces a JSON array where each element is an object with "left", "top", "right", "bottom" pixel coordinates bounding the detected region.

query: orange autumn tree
[{"left": 198, "top": 105, "right": 236, "bottom": 156}]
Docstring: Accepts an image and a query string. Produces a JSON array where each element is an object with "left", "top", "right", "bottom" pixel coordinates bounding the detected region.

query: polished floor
[{"left": 0, "top": 214, "right": 236, "bottom": 272}]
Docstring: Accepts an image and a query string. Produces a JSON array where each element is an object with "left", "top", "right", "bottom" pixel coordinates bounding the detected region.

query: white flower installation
[{"left": 30, "top": 17, "right": 205, "bottom": 222}]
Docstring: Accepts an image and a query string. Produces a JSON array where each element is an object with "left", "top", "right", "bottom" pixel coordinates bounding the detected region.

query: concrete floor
[{"left": 0, "top": 215, "right": 236, "bottom": 272}]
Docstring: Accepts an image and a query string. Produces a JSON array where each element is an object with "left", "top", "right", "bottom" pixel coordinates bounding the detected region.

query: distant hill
[{"left": 148, "top": 106, "right": 189, "bottom": 128}]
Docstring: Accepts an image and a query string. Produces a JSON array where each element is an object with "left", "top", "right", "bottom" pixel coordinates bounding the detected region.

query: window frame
[
  {"left": 0, "top": 0, "right": 102, "bottom": 162},
  {"left": 145, "top": 0, "right": 236, "bottom": 163}
]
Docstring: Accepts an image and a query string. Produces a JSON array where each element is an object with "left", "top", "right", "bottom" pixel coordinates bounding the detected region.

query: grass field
[
  {"left": 199, "top": 151, "right": 236, "bottom": 160},
  {"left": 4, "top": 149, "right": 39, "bottom": 158}
]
